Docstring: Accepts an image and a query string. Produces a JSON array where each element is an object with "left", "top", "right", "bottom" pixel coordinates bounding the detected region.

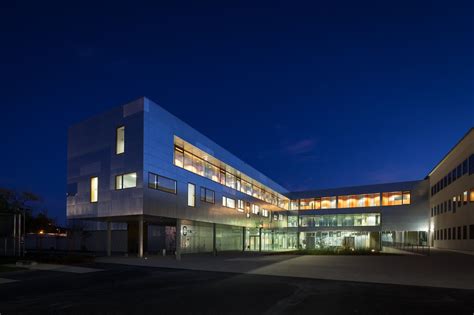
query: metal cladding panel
[
  {"left": 142, "top": 98, "right": 284, "bottom": 228},
  {"left": 67, "top": 99, "right": 145, "bottom": 219},
  {"left": 380, "top": 180, "right": 430, "bottom": 231}
]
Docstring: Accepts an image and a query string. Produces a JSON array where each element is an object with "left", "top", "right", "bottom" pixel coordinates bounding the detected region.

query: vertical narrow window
[
  {"left": 90, "top": 177, "right": 98, "bottom": 203},
  {"left": 116, "top": 126, "right": 125, "bottom": 154},
  {"left": 237, "top": 200, "right": 244, "bottom": 212},
  {"left": 187, "top": 183, "right": 195, "bottom": 207}
]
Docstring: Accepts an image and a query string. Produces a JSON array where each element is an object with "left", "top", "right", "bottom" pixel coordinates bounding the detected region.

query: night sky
[{"left": 1, "top": 1, "right": 473, "bottom": 224}]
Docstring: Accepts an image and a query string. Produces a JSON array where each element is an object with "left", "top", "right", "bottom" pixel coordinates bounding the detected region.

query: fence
[{"left": 382, "top": 241, "right": 430, "bottom": 255}]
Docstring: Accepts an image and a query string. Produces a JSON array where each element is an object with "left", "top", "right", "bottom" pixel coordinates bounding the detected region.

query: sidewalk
[{"left": 97, "top": 251, "right": 474, "bottom": 290}]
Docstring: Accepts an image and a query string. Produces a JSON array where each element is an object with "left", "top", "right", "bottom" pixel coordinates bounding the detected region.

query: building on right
[{"left": 428, "top": 128, "right": 474, "bottom": 251}]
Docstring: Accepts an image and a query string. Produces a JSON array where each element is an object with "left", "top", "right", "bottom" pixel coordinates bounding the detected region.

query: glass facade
[
  {"left": 300, "top": 231, "right": 380, "bottom": 250},
  {"left": 173, "top": 137, "right": 289, "bottom": 209},
  {"left": 294, "top": 191, "right": 411, "bottom": 210},
  {"left": 299, "top": 213, "right": 380, "bottom": 227},
  {"left": 337, "top": 193, "right": 380, "bottom": 208}
]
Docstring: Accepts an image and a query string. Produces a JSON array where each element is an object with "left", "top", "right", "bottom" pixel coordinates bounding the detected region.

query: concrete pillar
[
  {"left": 107, "top": 221, "right": 112, "bottom": 257},
  {"left": 242, "top": 227, "right": 246, "bottom": 252},
  {"left": 176, "top": 219, "right": 182, "bottom": 260},
  {"left": 213, "top": 223, "right": 217, "bottom": 256},
  {"left": 258, "top": 227, "right": 262, "bottom": 252},
  {"left": 297, "top": 231, "right": 300, "bottom": 249},
  {"left": 17, "top": 214, "right": 21, "bottom": 256},
  {"left": 138, "top": 216, "right": 144, "bottom": 258},
  {"left": 13, "top": 214, "right": 16, "bottom": 256},
  {"left": 271, "top": 230, "right": 274, "bottom": 251}
]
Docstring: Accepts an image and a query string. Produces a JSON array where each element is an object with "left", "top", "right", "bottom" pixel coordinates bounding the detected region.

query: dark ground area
[{"left": 1, "top": 263, "right": 473, "bottom": 314}]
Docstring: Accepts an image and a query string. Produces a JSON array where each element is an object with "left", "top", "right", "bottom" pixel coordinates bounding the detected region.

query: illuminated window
[
  {"left": 470, "top": 189, "right": 474, "bottom": 203},
  {"left": 172, "top": 138, "right": 289, "bottom": 209},
  {"left": 402, "top": 191, "right": 411, "bottom": 205},
  {"left": 321, "top": 196, "right": 336, "bottom": 209},
  {"left": 222, "top": 196, "right": 235, "bottom": 208},
  {"left": 463, "top": 191, "right": 468, "bottom": 205},
  {"left": 200, "top": 187, "right": 215, "bottom": 204},
  {"left": 116, "top": 126, "right": 125, "bottom": 154},
  {"left": 262, "top": 209, "right": 269, "bottom": 217},
  {"left": 251, "top": 204, "right": 260, "bottom": 214},
  {"left": 187, "top": 183, "right": 195, "bottom": 207},
  {"left": 148, "top": 173, "right": 176, "bottom": 194},
  {"left": 116, "top": 172, "right": 137, "bottom": 190},
  {"left": 174, "top": 146, "right": 184, "bottom": 167},
  {"left": 382, "top": 191, "right": 403, "bottom": 206},
  {"left": 290, "top": 200, "right": 299, "bottom": 210},
  {"left": 237, "top": 200, "right": 244, "bottom": 212},
  {"left": 90, "top": 177, "right": 98, "bottom": 203},
  {"left": 300, "top": 199, "right": 314, "bottom": 210},
  {"left": 288, "top": 216, "right": 298, "bottom": 227}
]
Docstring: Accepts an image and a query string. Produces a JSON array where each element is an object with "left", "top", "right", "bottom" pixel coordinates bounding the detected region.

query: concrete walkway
[
  {"left": 97, "top": 250, "right": 474, "bottom": 290},
  {"left": 6, "top": 263, "right": 102, "bottom": 274}
]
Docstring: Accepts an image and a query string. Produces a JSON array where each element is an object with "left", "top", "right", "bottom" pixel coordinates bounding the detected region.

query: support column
[
  {"left": 18, "top": 214, "right": 21, "bottom": 257},
  {"left": 13, "top": 213, "right": 17, "bottom": 256},
  {"left": 212, "top": 223, "right": 217, "bottom": 256},
  {"left": 107, "top": 221, "right": 112, "bottom": 257},
  {"left": 176, "top": 219, "right": 182, "bottom": 261},
  {"left": 258, "top": 227, "right": 262, "bottom": 252},
  {"left": 242, "top": 227, "right": 246, "bottom": 252},
  {"left": 138, "top": 216, "right": 144, "bottom": 258}
]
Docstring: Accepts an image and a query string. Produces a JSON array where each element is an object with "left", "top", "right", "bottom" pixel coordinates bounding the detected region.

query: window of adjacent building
[
  {"left": 148, "top": 173, "right": 176, "bottom": 194},
  {"left": 200, "top": 187, "right": 215, "bottom": 204},
  {"left": 237, "top": 200, "right": 244, "bottom": 212},
  {"left": 222, "top": 196, "right": 235, "bottom": 208},
  {"left": 278, "top": 214, "right": 284, "bottom": 221},
  {"left": 470, "top": 188, "right": 474, "bottom": 203},
  {"left": 463, "top": 226, "right": 468, "bottom": 239},
  {"left": 463, "top": 191, "right": 468, "bottom": 205},
  {"left": 116, "top": 172, "right": 137, "bottom": 190},
  {"left": 90, "top": 177, "right": 98, "bottom": 203},
  {"left": 262, "top": 209, "right": 269, "bottom": 217},
  {"left": 187, "top": 183, "right": 196, "bottom": 207},
  {"left": 116, "top": 126, "right": 125, "bottom": 154}
]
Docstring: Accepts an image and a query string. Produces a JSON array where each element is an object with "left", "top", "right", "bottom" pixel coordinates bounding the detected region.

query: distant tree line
[{"left": 0, "top": 188, "right": 59, "bottom": 233}]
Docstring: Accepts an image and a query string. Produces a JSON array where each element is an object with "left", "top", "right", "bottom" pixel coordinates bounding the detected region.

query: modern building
[
  {"left": 66, "top": 97, "right": 474, "bottom": 256},
  {"left": 428, "top": 129, "right": 474, "bottom": 251}
]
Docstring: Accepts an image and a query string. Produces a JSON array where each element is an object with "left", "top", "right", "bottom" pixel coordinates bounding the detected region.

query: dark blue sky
[{"left": 1, "top": 1, "right": 473, "bottom": 224}]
